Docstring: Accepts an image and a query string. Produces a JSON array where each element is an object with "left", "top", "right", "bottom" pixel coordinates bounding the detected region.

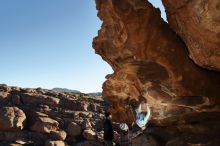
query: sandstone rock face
[
  {"left": 162, "top": 0, "right": 220, "bottom": 71},
  {"left": 93, "top": 0, "right": 220, "bottom": 145},
  {"left": 93, "top": 0, "right": 220, "bottom": 124},
  {"left": 0, "top": 107, "right": 26, "bottom": 131}
]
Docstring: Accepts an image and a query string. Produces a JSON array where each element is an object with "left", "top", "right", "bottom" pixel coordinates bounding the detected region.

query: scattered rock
[
  {"left": 21, "top": 93, "right": 60, "bottom": 106},
  {"left": 88, "top": 103, "right": 98, "bottom": 112},
  {"left": 83, "top": 129, "right": 97, "bottom": 141},
  {"left": 78, "top": 102, "right": 89, "bottom": 111},
  {"left": 0, "top": 85, "right": 105, "bottom": 145},
  {"left": 96, "top": 131, "right": 104, "bottom": 143},
  {"left": 50, "top": 130, "right": 67, "bottom": 141},
  {"left": 81, "top": 119, "right": 92, "bottom": 130},
  {"left": 0, "top": 84, "right": 10, "bottom": 92},
  {"left": 66, "top": 122, "right": 82, "bottom": 137},
  {"left": 45, "top": 140, "right": 65, "bottom": 146},
  {"left": 76, "top": 141, "right": 103, "bottom": 146},
  {"left": 0, "top": 107, "right": 26, "bottom": 131},
  {"left": 79, "top": 111, "right": 90, "bottom": 118},
  {"left": 60, "top": 98, "right": 88, "bottom": 111},
  {"left": 10, "top": 95, "right": 22, "bottom": 106},
  {"left": 0, "top": 92, "right": 9, "bottom": 104},
  {"left": 30, "top": 113, "right": 59, "bottom": 133}
]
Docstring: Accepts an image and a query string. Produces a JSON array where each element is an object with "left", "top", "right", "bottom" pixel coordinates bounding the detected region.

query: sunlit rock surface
[
  {"left": 162, "top": 0, "right": 220, "bottom": 71},
  {"left": 0, "top": 85, "right": 106, "bottom": 145},
  {"left": 93, "top": 0, "right": 220, "bottom": 122},
  {"left": 93, "top": 0, "right": 220, "bottom": 144}
]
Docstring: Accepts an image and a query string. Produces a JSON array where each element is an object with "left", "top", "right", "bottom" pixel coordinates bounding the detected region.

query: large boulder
[
  {"left": 0, "top": 92, "right": 9, "bottom": 105},
  {"left": 0, "top": 84, "right": 11, "bottom": 92},
  {"left": 30, "top": 112, "right": 59, "bottom": 133},
  {"left": 82, "top": 129, "right": 97, "bottom": 141},
  {"left": 66, "top": 122, "right": 82, "bottom": 137},
  {"left": 96, "top": 131, "right": 104, "bottom": 143},
  {"left": 10, "top": 94, "right": 22, "bottom": 106},
  {"left": 0, "top": 107, "right": 26, "bottom": 131},
  {"left": 79, "top": 111, "right": 90, "bottom": 119},
  {"left": 45, "top": 140, "right": 65, "bottom": 146},
  {"left": 50, "top": 130, "right": 67, "bottom": 141},
  {"left": 20, "top": 93, "right": 60, "bottom": 106},
  {"left": 81, "top": 119, "right": 92, "bottom": 130},
  {"left": 60, "top": 98, "right": 88, "bottom": 111}
]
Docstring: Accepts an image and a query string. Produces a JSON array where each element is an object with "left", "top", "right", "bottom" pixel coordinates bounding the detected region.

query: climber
[
  {"left": 131, "top": 96, "right": 151, "bottom": 138},
  {"left": 119, "top": 96, "right": 151, "bottom": 145},
  {"left": 104, "top": 111, "right": 114, "bottom": 146}
]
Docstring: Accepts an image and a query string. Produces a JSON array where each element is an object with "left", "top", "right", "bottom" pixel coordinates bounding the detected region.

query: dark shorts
[{"left": 132, "top": 124, "right": 141, "bottom": 132}]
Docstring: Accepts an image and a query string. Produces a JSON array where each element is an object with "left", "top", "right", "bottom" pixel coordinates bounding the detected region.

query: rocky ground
[
  {"left": 1, "top": 84, "right": 220, "bottom": 146},
  {"left": 0, "top": 84, "right": 116, "bottom": 146}
]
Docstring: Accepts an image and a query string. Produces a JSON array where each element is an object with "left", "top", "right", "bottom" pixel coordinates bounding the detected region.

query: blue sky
[{"left": 0, "top": 0, "right": 166, "bottom": 93}]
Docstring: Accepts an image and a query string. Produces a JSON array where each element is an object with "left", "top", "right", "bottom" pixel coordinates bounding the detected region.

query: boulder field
[{"left": 0, "top": 84, "right": 107, "bottom": 146}]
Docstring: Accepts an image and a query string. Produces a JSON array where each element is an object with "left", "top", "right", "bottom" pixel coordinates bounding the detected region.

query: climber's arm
[
  {"left": 143, "top": 104, "right": 151, "bottom": 124},
  {"left": 135, "top": 103, "right": 142, "bottom": 114}
]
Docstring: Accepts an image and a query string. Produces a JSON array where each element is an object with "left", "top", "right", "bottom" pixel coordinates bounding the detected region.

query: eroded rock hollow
[{"left": 93, "top": 0, "right": 220, "bottom": 145}]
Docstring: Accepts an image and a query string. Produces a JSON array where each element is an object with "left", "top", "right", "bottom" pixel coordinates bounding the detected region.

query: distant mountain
[
  {"left": 52, "top": 88, "right": 81, "bottom": 93},
  {"left": 88, "top": 92, "right": 102, "bottom": 96},
  {"left": 52, "top": 88, "right": 102, "bottom": 96}
]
